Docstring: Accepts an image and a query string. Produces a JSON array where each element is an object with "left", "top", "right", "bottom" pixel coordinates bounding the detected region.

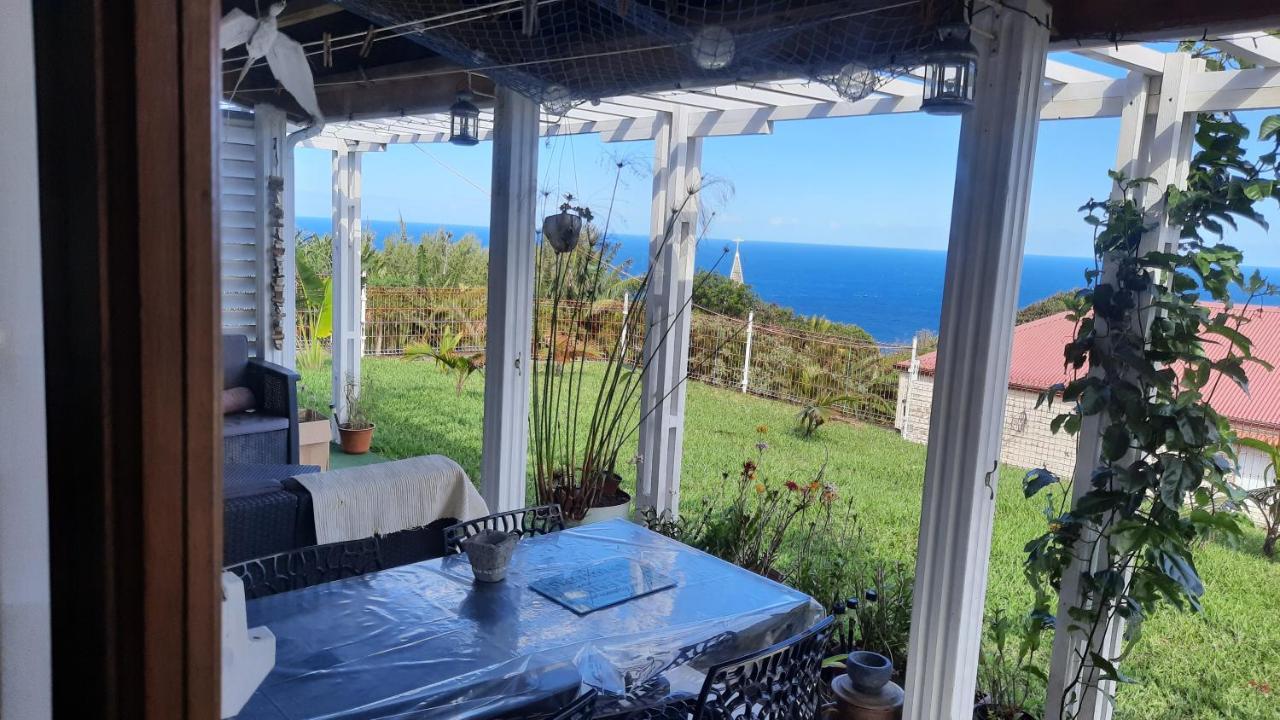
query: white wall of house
[
  {"left": 898, "top": 371, "right": 1277, "bottom": 493},
  {"left": 0, "top": 0, "right": 52, "bottom": 716},
  {"left": 898, "top": 372, "right": 1078, "bottom": 480}
]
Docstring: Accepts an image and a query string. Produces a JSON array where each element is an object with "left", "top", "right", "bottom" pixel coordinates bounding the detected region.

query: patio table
[{"left": 234, "top": 518, "right": 822, "bottom": 720}]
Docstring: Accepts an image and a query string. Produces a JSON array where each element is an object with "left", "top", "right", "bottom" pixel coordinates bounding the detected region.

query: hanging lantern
[
  {"left": 920, "top": 23, "right": 978, "bottom": 115},
  {"left": 449, "top": 90, "right": 480, "bottom": 146},
  {"left": 542, "top": 84, "right": 579, "bottom": 118},
  {"left": 690, "top": 25, "right": 735, "bottom": 71}
]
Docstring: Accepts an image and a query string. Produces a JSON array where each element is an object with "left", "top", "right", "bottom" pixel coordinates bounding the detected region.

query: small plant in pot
[
  {"left": 337, "top": 373, "right": 375, "bottom": 454},
  {"left": 541, "top": 194, "right": 591, "bottom": 255},
  {"left": 974, "top": 609, "right": 1052, "bottom": 720}
]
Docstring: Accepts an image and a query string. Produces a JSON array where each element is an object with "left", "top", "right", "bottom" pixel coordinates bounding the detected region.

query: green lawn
[{"left": 300, "top": 357, "right": 1280, "bottom": 719}]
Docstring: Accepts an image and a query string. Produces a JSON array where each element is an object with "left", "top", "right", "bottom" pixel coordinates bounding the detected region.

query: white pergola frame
[{"left": 290, "top": 22, "right": 1280, "bottom": 720}]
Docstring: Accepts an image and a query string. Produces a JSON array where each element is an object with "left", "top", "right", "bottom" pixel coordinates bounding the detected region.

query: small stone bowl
[
  {"left": 846, "top": 650, "right": 893, "bottom": 694},
  {"left": 462, "top": 530, "right": 519, "bottom": 582}
]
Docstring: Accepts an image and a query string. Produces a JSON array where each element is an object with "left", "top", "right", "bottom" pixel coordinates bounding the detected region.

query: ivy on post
[{"left": 1026, "top": 112, "right": 1280, "bottom": 718}]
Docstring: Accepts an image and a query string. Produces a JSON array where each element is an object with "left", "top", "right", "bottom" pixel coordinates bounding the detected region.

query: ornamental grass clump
[{"left": 531, "top": 167, "right": 738, "bottom": 521}]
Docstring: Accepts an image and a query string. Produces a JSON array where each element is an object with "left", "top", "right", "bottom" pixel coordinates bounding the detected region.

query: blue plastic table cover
[{"left": 235, "top": 518, "right": 823, "bottom": 720}]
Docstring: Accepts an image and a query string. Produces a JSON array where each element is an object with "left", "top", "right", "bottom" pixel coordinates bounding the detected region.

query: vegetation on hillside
[
  {"left": 1015, "top": 288, "right": 1082, "bottom": 325},
  {"left": 692, "top": 270, "right": 874, "bottom": 342}
]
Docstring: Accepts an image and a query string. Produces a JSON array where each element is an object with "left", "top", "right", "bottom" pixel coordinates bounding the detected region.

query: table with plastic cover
[{"left": 234, "top": 518, "right": 823, "bottom": 719}]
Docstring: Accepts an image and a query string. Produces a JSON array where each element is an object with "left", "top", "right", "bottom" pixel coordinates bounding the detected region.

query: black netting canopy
[{"left": 335, "top": 0, "right": 948, "bottom": 109}]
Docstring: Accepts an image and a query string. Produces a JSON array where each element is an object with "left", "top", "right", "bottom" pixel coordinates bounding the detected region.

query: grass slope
[{"left": 300, "top": 357, "right": 1280, "bottom": 720}]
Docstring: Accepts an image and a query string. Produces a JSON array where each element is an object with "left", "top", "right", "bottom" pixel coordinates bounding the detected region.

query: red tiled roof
[{"left": 901, "top": 303, "right": 1280, "bottom": 438}]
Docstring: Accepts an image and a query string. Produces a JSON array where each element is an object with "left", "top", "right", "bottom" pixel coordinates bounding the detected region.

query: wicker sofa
[
  {"left": 222, "top": 463, "right": 452, "bottom": 565},
  {"left": 222, "top": 334, "right": 300, "bottom": 465}
]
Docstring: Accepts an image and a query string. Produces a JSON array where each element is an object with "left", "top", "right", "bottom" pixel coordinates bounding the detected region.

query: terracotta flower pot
[{"left": 338, "top": 423, "right": 374, "bottom": 454}]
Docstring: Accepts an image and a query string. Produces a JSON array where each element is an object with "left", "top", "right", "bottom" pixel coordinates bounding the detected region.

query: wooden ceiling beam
[{"left": 1051, "top": 0, "right": 1280, "bottom": 47}]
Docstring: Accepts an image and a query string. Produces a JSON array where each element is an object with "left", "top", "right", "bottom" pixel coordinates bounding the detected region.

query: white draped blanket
[{"left": 294, "top": 455, "right": 490, "bottom": 544}]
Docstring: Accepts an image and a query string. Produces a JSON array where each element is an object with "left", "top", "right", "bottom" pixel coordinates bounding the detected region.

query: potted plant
[
  {"left": 974, "top": 610, "right": 1052, "bottom": 720},
  {"left": 337, "top": 373, "right": 375, "bottom": 454},
  {"left": 541, "top": 194, "right": 590, "bottom": 255},
  {"left": 531, "top": 170, "right": 736, "bottom": 524}
]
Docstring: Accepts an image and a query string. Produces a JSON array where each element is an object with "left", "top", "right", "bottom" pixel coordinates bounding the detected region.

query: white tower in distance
[{"left": 729, "top": 238, "right": 745, "bottom": 284}]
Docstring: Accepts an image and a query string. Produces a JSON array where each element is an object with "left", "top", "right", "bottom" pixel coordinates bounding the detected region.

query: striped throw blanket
[{"left": 294, "top": 455, "right": 489, "bottom": 544}]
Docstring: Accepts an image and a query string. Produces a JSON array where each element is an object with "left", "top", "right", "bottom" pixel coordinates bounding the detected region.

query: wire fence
[{"left": 300, "top": 286, "right": 912, "bottom": 428}]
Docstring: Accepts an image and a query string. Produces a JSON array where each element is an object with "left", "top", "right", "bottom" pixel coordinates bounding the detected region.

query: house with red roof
[{"left": 894, "top": 305, "right": 1280, "bottom": 491}]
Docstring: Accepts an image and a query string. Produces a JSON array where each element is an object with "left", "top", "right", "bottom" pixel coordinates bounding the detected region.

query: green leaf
[
  {"left": 1089, "top": 652, "right": 1134, "bottom": 684},
  {"left": 1024, "top": 468, "right": 1059, "bottom": 498},
  {"left": 315, "top": 277, "right": 333, "bottom": 340},
  {"left": 1102, "top": 423, "right": 1130, "bottom": 462},
  {"left": 1260, "top": 114, "right": 1280, "bottom": 141}
]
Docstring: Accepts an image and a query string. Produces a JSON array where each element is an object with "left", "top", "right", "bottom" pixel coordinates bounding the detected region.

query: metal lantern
[
  {"left": 449, "top": 90, "right": 480, "bottom": 146},
  {"left": 690, "top": 25, "right": 735, "bottom": 71},
  {"left": 920, "top": 23, "right": 978, "bottom": 115}
]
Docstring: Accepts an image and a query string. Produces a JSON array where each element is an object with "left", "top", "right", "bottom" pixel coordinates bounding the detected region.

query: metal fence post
[
  {"left": 740, "top": 311, "right": 754, "bottom": 393},
  {"left": 901, "top": 335, "right": 919, "bottom": 432},
  {"left": 619, "top": 292, "right": 630, "bottom": 354}
]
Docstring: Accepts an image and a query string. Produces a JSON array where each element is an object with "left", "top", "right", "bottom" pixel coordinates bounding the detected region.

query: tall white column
[
  {"left": 1045, "top": 56, "right": 1199, "bottom": 720},
  {"left": 901, "top": 3, "right": 1049, "bottom": 719},
  {"left": 480, "top": 87, "right": 539, "bottom": 512},
  {"left": 331, "top": 148, "right": 363, "bottom": 424},
  {"left": 636, "top": 107, "right": 701, "bottom": 517}
]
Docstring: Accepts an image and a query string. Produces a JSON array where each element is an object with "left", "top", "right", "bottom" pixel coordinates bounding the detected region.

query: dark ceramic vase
[{"left": 846, "top": 650, "right": 893, "bottom": 694}]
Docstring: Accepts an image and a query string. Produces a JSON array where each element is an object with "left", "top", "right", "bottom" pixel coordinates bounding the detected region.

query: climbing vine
[{"left": 1024, "top": 112, "right": 1280, "bottom": 717}]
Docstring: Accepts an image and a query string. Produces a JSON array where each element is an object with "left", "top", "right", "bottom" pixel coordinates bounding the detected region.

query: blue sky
[{"left": 295, "top": 58, "right": 1280, "bottom": 265}]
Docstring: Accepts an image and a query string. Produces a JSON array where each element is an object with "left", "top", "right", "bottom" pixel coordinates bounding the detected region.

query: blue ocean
[{"left": 297, "top": 217, "right": 1278, "bottom": 344}]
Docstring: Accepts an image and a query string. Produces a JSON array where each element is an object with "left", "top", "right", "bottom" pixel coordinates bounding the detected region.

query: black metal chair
[
  {"left": 443, "top": 504, "right": 565, "bottom": 554},
  {"left": 550, "top": 688, "right": 598, "bottom": 720},
  {"left": 224, "top": 537, "right": 382, "bottom": 599},
  {"left": 619, "top": 616, "right": 836, "bottom": 720}
]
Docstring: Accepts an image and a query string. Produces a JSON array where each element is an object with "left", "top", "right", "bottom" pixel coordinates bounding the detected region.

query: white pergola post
[
  {"left": 253, "top": 104, "right": 290, "bottom": 366},
  {"left": 636, "top": 107, "right": 701, "bottom": 517},
  {"left": 331, "top": 148, "right": 363, "bottom": 424},
  {"left": 480, "top": 86, "right": 539, "bottom": 512},
  {"left": 901, "top": 2, "right": 1049, "bottom": 719},
  {"left": 1044, "top": 55, "right": 1199, "bottom": 720}
]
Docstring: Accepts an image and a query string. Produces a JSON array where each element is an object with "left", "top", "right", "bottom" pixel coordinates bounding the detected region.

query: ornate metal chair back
[{"left": 443, "top": 504, "right": 565, "bottom": 554}]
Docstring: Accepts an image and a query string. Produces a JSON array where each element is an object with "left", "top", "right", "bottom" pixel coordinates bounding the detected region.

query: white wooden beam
[
  {"left": 480, "top": 87, "right": 539, "bottom": 512},
  {"left": 331, "top": 149, "right": 363, "bottom": 426},
  {"left": 1044, "top": 58, "right": 1114, "bottom": 85},
  {"left": 636, "top": 107, "right": 701, "bottom": 517},
  {"left": 1208, "top": 31, "right": 1280, "bottom": 68},
  {"left": 902, "top": 2, "right": 1050, "bottom": 719},
  {"left": 300, "top": 136, "right": 387, "bottom": 152},
  {"left": 1044, "top": 70, "right": 1156, "bottom": 720},
  {"left": 1184, "top": 65, "right": 1280, "bottom": 113},
  {"left": 1076, "top": 44, "right": 1166, "bottom": 75}
]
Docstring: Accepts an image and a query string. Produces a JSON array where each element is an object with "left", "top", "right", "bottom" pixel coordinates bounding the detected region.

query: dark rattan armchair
[
  {"left": 222, "top": 334, "right": 300, "bottom": 465},
  {"left": 442, "top": 504, "right": 565, "bottom": 554},
  {"left": 224, "top": 537, "right": 382, "bottom": 599},
  {"left": 620, "top": 616, "right": 836, "bottom": 720}
]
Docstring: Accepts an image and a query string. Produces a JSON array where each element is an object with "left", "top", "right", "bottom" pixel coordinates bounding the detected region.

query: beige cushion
[{"left": 222, "top": 386, "right": 256, "bottom": 415}]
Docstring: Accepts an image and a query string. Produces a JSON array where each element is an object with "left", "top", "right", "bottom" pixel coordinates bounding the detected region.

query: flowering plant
[{"left": 643, "top": 429, "right": 846, "bottom": 590}]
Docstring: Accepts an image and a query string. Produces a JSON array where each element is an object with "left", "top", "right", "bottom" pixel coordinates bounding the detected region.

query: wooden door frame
[{"left": 34, "top": 1, "right": 221, "bottom": 718}]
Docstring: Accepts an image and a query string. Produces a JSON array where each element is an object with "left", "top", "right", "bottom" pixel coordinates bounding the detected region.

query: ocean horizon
[{"left": 297, "top": 216, "right": 1279, "bottom": 345}]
